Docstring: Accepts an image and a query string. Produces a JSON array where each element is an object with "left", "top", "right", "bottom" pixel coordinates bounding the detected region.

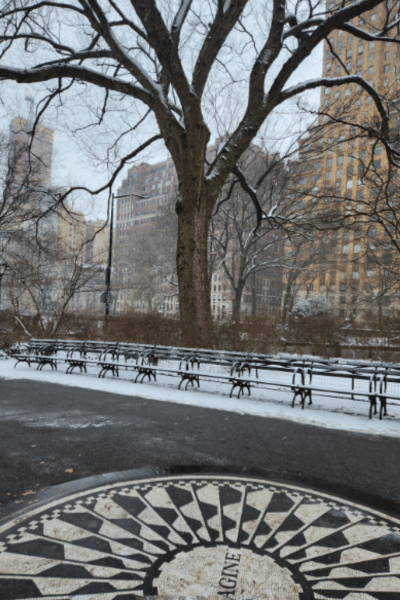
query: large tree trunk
[
  {"left": 251, "top": 271, "right": 257, "bottom": 316},
  {"left": 176, "top": 193, "right": 214, "bottom": 348}
]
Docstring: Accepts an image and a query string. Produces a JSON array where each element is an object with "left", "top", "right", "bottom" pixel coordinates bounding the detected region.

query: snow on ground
[{"left": 1, "top": 355, "right": 400, "bottom": 439}]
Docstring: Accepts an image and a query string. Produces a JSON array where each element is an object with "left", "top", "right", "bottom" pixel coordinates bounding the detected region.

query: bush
[
  {"left": 290, "top": 293, "right": 334, "bottom": 319},
  {"left": 215, "top": 313, "right": 283, "bottom": 354}
]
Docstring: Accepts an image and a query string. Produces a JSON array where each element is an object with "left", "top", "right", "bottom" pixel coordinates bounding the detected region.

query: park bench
[{"left": 11, "top": 340, "right": 400, "bottom": 420}]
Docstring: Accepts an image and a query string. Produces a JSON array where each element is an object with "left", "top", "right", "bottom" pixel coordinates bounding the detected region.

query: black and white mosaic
[{"left": 1, "top": 475, "right": 400, "bottom": 599}]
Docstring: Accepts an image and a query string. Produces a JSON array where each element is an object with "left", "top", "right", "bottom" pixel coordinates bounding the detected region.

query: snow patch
[{"left": 2, "top": 357, "right": 400, "bottom": 439}]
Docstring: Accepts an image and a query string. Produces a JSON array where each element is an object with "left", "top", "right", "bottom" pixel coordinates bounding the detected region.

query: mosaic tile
[{"left": 1, "top": 475, "right": 400, "bottom": 599}]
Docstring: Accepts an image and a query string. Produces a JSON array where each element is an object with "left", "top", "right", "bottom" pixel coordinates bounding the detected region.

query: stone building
[{"left": 284, "top": 1, "right": 400, "bottom": 319}]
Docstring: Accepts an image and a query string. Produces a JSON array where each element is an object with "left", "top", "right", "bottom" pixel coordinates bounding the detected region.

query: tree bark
[{"left": 176, "top": 192, "right": 214, "bottom": 348}]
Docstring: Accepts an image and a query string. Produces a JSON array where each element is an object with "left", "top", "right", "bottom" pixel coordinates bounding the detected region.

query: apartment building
[
  {"left": 114, "top": 139, "right": 284, "bottom": 316},
  {"left": 285, "top": 2, "right": 400, "bottom": 318}
]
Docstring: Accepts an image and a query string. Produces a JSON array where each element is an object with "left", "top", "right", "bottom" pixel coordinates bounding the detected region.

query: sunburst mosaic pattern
[{"left": 1, "top": 475, "right": 400, "bottom": 599}]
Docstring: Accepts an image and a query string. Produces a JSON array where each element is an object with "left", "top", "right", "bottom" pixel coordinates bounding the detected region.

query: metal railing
[{"left": 9, "top": 338, "right": 400, "bottom": 420}]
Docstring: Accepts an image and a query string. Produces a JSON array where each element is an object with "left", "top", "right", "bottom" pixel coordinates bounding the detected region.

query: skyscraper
[
  {"left": 285, "top": 2, "right": 400, "bottom": 318},
  {"left": 9, "top": 116, "right": 54, "bottom": 190}
]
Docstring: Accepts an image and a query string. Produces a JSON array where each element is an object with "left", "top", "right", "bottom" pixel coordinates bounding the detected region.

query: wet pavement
[{"left": 1, "top": 377, "right": 400, "bottom": 598}]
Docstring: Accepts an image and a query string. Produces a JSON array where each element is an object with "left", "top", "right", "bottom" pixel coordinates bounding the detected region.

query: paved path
[
  {"left": 2, "top": 378, "right": 400, "bottom": 599},
  {"left": 1, "top": 377, "right": 400, "bottom": 517}
]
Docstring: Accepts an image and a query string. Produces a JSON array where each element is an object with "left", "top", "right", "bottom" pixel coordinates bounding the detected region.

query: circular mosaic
[{"left": 1, "top": 475, "right": 400, "bottom": 599}]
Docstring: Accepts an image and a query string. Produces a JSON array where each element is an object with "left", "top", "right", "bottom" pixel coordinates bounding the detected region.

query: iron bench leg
[
  {"left": 229, "top": 378, "right": 251, "bottom": 398},
  {"left": 369, "top": 395, "right": 377, "bottom": 419},
  {"left": 134, "top": 367, "right": 156, "bottom": 383},
  {"left": 379, "top": 396, "right": 387, "bottom": 420},
  {"left": 178, "top": 373, "right": 200, "bottom": 390}
]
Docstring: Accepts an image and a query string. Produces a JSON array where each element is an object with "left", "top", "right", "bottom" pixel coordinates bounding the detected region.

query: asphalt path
[{"left": 1, "top": 377, "right": 400, "bottom": 522}]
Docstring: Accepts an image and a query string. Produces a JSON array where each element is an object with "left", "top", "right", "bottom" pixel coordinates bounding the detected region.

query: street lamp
[
  {"left": 104, "top": 191, "right": 149, "bottom": 318},
  {"left": 0, "top": 262, "right": 6, "bottom": 311}
]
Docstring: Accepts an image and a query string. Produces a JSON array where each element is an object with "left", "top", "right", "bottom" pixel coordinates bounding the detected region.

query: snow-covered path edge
[{"left": 1, "top": 358, "right": 399, "bottom": 439}]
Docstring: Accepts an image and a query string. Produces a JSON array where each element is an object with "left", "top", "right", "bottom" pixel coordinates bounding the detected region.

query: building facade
[
  {"left": 9, "top": 116, "right": 53, "bottom": 190},
  {"left": 284, "top": 2, "right": 400, "bottom": 319},
  {"left": 113, "top": 139, "right": 284, "bottom": 317}
]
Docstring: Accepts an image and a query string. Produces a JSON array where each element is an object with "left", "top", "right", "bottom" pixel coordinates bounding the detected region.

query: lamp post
[
  {"left": 104, "top": 191, "right": 149, "bottom": 318},
  {"left": 0, "top": 262, "right": 6, "bottom": 311},
  {"left": 105, "top": 193, "right": 115, "bottom": 318}
]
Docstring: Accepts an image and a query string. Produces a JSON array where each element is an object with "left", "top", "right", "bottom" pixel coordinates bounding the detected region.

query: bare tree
[
  {"left": 210, "top": 148, "right": 289, "bottom": 318},
  {"left": 2, "top": 217, "right": 102, "bottom": 336},
  {"left": 1, "top": 0, "right": 399, "bottom": 345},
  {"left": 0, "top": 130, "right": 50, "bottom": 232}
]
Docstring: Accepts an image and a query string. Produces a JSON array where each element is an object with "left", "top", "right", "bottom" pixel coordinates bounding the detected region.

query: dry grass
[
  {"left": 0, "top": 309, "right": 282, "bottom": 354},
  {"left": 2, "top": 308, "right": 400, "bottom": 362},
  {"left": 284, "top": 313, "right": 342, "bottom": 358}
]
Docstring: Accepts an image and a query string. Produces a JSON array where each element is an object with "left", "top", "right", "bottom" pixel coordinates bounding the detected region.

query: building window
[
  {"left": 341, "top": 272, "right": 347, "bottom": 280},
  {"left": 369, "top": 41, "right": 375, "bottom": 48},
  {"left": 368, "top": 53, "right": 374, "bottom": 62},
  {"left": 345, "top": 87, "right": 350, "bottom": 97},
  {"left": 384, "top": 64, "right": 389, "bottom": 73},
  {"left": 343, "top": 245, "right": 349, "bottom": 253},
  {"left": 384, "top": 51, "right": 390, "bottom": 60},
  {"left": 352, "top": 271, "right": 359, "bottom": 279},
  {"left": 367, "top": 270, "right": 374, "bottom": 277}
]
